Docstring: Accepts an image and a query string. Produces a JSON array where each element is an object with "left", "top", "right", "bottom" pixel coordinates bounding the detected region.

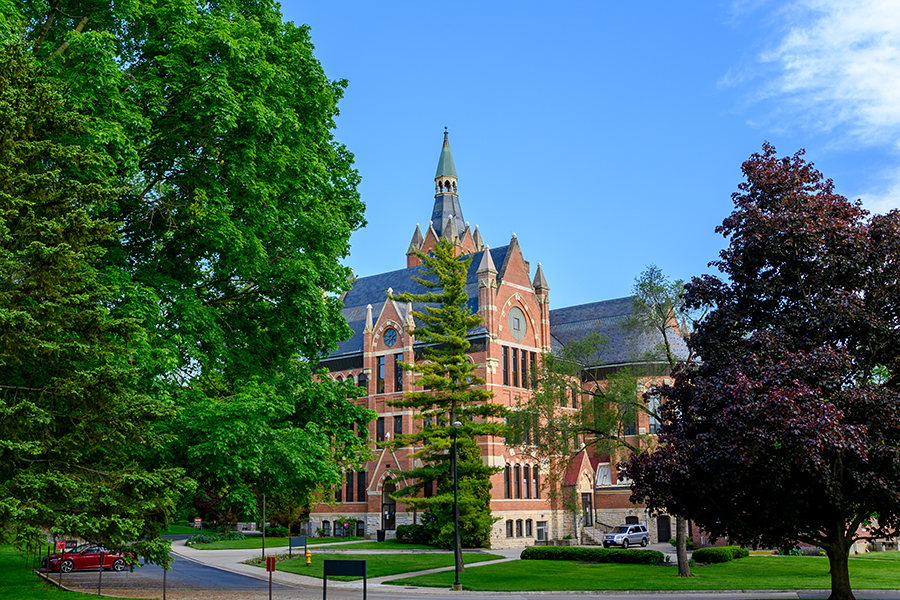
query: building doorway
[
  {"left": 657, "top": 516, "right": 671, "bottom": 542},
  {"left": 382, "top": 483, "right": 396, "bottom": 530},
  {"left": 581, "top": 493, "right": 593, "bottom": 527}
]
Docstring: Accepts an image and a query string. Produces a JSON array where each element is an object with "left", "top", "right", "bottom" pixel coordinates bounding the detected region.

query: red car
[{"left": 42, "top": 544, "right": 130, "bottom": 572}]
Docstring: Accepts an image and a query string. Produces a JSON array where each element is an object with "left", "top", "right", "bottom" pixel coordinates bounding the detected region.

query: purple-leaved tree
[{"left": 624, "top": 143, "right": 900, "bottom": 600}]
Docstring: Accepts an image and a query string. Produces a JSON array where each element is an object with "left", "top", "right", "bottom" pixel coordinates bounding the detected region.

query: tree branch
[{"left": 50, "top": 16, "right": 89, "bottom": 60}]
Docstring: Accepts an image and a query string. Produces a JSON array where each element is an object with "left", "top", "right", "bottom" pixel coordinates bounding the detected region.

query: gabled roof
[
  {"left": 332, "top": 246, "right": 510, "bottom": 357},
  {"left": 549, "top": 296, "right": 689, "bottom": 367}
]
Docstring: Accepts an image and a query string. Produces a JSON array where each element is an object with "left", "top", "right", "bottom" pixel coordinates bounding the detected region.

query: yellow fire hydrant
[{"left": 305, "top": 549, "right": 312, "bottom": 565}]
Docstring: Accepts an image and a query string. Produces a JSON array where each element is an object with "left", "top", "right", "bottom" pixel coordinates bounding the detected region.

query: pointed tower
[{"left": 431, "top": 128, "right": 465, "bottom": 239}]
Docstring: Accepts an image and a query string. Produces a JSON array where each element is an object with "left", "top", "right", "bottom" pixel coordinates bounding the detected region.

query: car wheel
[
  {"left": 60, "top": 559, "right": 74, "bottom": 573},
  {"left": 641, "top": 538, "right": 648, "bottom": 547},
  {"left": 622, "top": 539, "right": 629, "bottom": 549},
  {"left": 112, "top": 558, "right": 126, "bottom": 571}
]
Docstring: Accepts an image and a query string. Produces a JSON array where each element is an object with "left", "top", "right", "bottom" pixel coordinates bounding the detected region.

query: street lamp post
[{"left": 452, "top": 420, "right": 462, "bottom": 591}]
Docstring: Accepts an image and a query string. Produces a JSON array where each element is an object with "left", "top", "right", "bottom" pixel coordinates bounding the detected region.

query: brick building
[{"left": 310, "top": 132, "right": 687, "bottom": 548}]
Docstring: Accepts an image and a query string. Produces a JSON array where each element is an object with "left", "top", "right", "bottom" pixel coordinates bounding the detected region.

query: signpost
[
  {"left": 288, "top": 536, "right": 307, "bottom": 559},
  {"left": 323, "top": 560, "right": 366, "bottom": 600},
  {"left": 266, "top": 556, "right": 276, "bottom": 600},
  {"left": 194, "top": 517, "right": 202, "bottom": 537}
]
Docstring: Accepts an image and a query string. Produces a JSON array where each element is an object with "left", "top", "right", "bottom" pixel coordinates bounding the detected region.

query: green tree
[
  {"left": 515, "top": 266, "right": 695, "bottom": 575},
  {"left": 385, "top": 239, "right": 507, "bottom": 571},
  {"left": 0, "top": 43, "right": 182, "bottom": 564},
  {"left": 625, "top": 144, "right": 900, "bottom": 600},
  {"left": 13, "top": 1, "right": 372, "bottom": 527}
]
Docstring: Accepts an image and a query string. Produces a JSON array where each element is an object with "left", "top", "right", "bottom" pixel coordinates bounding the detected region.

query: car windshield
[{"left": 612, "top": 526, "right": 629, "bottom": 533}]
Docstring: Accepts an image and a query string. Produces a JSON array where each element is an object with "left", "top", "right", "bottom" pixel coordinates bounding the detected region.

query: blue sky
[{"left": 281, "top": 1, "right": 900, "bottom": 309}]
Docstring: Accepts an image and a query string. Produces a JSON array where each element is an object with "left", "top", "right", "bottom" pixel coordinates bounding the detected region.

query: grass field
[
  {"left": 388, "top": 553, "right": 900, "bottom": 591},
  {"left": 192, "top": 535, "right": 362, "bottom": 550},
  {"left": 160, "top": 524, "right": 195, "bottom": 535},
  {"left": 0, "top": 546, "right": 133, "bottom": 600},
  {"left": 265, "top": 551, "right": 504, "bottom": 581}
]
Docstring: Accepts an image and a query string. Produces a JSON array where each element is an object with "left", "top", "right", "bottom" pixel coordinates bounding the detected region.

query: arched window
[
  {"left": 323, "top": 520, "right": 331, "bottom": 536},
  {"left": 357, "top": 374, "right": 368, "bottom": 396},
  {"left": 515, "top": 519, "right": 523, "bottom": 537},
  {"left": 504, "top": 464, "right": 511, "bottom": 499},
  {"left": 505, "top": 520, "right": 513, "bottom": 538},
  {"left": 523, "top": 465, "right": 531, "bottom": 499}
]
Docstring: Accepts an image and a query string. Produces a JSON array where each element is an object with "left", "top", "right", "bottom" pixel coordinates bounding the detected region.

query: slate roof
[
  {"left": 549, "top": 296, "right": 689, "bottom": 367},
  {"left": 332, "top": 246, "right": 509, "bottom": 357},
  {"left": 333, "top": 252, "right": 688, "bottom": 369}
]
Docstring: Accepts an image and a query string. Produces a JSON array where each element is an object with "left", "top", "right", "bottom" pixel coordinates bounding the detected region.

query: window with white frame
[{"left": 596, "top": 463, "right": 611, "bottom": 486}]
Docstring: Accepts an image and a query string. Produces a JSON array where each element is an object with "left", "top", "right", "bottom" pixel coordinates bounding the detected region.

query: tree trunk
[
  {"left": 675, "top": 515, "right": 693, "bottom": 577},
  {"left": 825, "top": 541, "right": 855, "bottom": 600}
]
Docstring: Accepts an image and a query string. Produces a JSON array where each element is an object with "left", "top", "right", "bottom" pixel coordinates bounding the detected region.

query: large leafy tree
[
  {"left": 515, "top": 265, "right": 696, "bottom": 575},
  {"left": 9, "top": 1, "right": 371, "bottom": 529},
  {"left": 0, "top": 43, "right": 182, "bottom": 563},
  {"left": 624, "top": 144, "right": 900, "bottom": 600},
  {"left": 385, "top": 239, "right": 507, "bottom": 568}
]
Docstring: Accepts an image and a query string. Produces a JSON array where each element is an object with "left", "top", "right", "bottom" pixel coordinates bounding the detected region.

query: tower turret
[{"left": 431, "top": 128, "right": 465, "bottom": 238}]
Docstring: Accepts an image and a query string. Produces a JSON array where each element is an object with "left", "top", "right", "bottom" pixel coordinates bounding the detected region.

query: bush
[
  {"left": 185, "top": 532, "right": 246, "bottom": 545},
  {"left": 396, "top": 524, "right": 432, "bottom": 545},
  {"left": 521, "top": 546, "right": 664, "bottom": 565},
  {"left": 265, "top": 526, "right": 289, "bottom": 537},
  {"left": 691, "top": 545, "right": 748, "bottom": 564},
  {"left": 669, "top": 537, "right": 695, "bottom": 550}
]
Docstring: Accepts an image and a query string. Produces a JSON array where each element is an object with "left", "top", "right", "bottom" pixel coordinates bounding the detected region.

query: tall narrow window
[
  {"left": 514, "top": 464, "right": 521, "bottom": 499},
  {"left": 346, "top": 471, "right": 354, "bottom": 502},
  {"left": 357, "top": 471, "right": 366, "bottom": 502},
  {"left": 572, "top": 387, "right": 578, "bottom": 409},
  {"left": 511, "top": 348, "right": 519, "bottom": 387},
  {"left": 523, "top": 465, "right": 531, "bottom": 499},
  {"left": 502, "top": 346, "right": 509, "bottom": 386},
  {"left": 394, "top": 415, "right": 403, "bottom": 437},
  {"left": 424, "top": 480, "right": 434, "bottom": 497},
  {"left": 395, "top": 353, "right": 403, "bottom": 392},
  {"left": 648, "top": 394, "right": 661, "bottom": 434},
  {"left": 504, "top": 465, "right": 511, "bottom": 499},
  {"left": 533, "top": 465, "right": 540, "bottom": 499},
  {"left": 335, "top": 487, "right": 342, "bottom": 503},
  {"left": 521, "top": 350, "right": 528, "bottom": 389},
  {"left": 377, "top": 356, "right": 385, "bottom": 394},
  {"left": 516, "top": 519, "right": 523, "bottom": 537},
  {"left": 530, "top": 352, "right": 537, "bottom": 389},
  {"left": 376, "top": 417, "right": 385, "bottom": 441},
  {"left": 506, "top": 520, "right": 513, "bottom": 537},
  {"left": 358, "top": 374, "right": 368, "bottom": 396},
  {"left": 526, "top": 519, "right": 533, "bottom": 536}
]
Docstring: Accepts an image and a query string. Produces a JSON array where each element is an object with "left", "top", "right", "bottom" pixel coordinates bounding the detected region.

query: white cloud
[
  {"left": 742, "top": 0, "right": 900, "bottom": 210},
  {"left": 761, "top": 0, "right": 900, "bottom": 145}
]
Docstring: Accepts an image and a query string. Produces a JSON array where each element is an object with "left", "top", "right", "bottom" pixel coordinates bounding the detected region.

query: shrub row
[
  {"left": 691, "top": 545, "right": 748, "bottom": 564},
  {"left": 265, "top": 526, "right": 290, "bottom": 537},
  {"left": 395, "top": 523, "right": 432, "bottom": 545},
  {"left": 521, "top": 546, "right": 664, "bottom": 565},
  {"left": 185, "top": 532, "right": 247, "bottom": 545}
]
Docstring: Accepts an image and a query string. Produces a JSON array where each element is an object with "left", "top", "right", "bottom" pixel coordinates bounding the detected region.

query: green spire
[{"left": 435, "top": 127, "right": 457, "bottom": 178}]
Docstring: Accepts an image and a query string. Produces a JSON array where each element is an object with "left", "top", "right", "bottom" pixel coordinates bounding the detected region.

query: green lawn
[
  {"left": 327, "top": 540, "right": 436, "bottom": 550},
  {"left": 0, "top": 546, "right": 133, "bottom": 600},
  {"left": 389, "top": 554, "right": 900, "bottom": 591},
  {"left": 192, "top": 535, "right": 361, "bottom": 550},
  {"left": 161, "top": 524, "right": 196, "bottom": 535},
  {"left": 264, "top": 552, "right": 504, "bottom": 581}
]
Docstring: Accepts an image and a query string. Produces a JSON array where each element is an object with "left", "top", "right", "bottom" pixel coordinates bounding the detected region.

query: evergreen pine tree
[{"left": 385, "top": 239, "right": 507, "bottom": 554}]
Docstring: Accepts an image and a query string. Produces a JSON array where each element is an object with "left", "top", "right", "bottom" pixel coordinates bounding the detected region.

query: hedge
[
  {"left": 521, "top": 546, "right": 664, "bottom": 565},
  {"left": 691, "top": 545, "right": 748, "bottom": 564},
  {"left": 396, "top": 523, "right": 432, "bottom": 545}
]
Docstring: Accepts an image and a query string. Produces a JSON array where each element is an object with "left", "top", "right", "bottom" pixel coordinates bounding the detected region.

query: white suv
[{"left": 602, "top": 524, "right": 649, "bottom": 548}]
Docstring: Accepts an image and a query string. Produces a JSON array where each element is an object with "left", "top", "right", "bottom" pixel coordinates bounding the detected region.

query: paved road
[{"left": 50, "top": 537, "right": 900, "bottom": 600}]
